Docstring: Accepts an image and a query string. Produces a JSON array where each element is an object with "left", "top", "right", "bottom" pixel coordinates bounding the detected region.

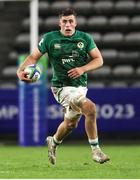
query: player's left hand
[{"left": 68, "top": 67, "right": 84, "bottom": 79}]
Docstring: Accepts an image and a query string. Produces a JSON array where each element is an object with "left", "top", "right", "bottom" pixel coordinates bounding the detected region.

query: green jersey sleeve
[
  {"left": 86, "top": 33, "right": 97, "bottom": 53},
  {"left": 38, "top": 34, "right": 48, "bottom": 54}
]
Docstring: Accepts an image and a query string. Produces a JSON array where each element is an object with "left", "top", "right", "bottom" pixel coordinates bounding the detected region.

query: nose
[{"left": 65, "top": 21, "right": 71, "bottom": 27}]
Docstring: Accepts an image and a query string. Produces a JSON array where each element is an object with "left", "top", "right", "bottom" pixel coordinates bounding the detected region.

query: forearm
[
  {"left": 17, "top": 55, "right": 37, "bottom": 73},
  {"left": 17, "top": 48, "right": 42, "bottom": 73},
  {"left": 82, "top": 57, "right": 103, "bottom": 73}
]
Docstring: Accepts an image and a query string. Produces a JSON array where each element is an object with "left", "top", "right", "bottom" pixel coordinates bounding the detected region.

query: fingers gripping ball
[{"left": 24, "top": 64, "right": 41, "bottom": 82}]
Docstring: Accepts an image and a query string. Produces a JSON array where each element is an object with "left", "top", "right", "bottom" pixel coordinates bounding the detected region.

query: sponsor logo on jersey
[
  {"left": 54, "top": 44, "right": 61, "bottom": 49},
  {"left": 72, "top": 50, "right": 79, "bottom": 58},
  {"left": 77, "top": 42, "right": 84, "bottom": 49},
  {"left": 62, "top": 58, "right": 75, "bottom": 64}
]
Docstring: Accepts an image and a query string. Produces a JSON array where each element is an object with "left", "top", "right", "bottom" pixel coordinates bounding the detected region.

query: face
[{"left": 59, "top": 15, "right": 77, "bottom": 37}]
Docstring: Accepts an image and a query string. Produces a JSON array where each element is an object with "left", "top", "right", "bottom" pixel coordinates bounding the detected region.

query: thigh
[
  {"left": 51, "top": 86, "right": 88, "bottom": 120},
  {"left": 51, "top": 86, "right": 87, "bottom": 107}
]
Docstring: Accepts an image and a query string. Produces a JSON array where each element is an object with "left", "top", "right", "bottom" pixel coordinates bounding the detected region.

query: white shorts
[{"left": 51, "top": 86, "right": 88, "bottom": 120}]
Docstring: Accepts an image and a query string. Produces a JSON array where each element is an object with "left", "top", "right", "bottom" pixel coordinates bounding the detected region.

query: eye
[
  {"left": 69, "top": 20, "right": 73, "bottom": 23},
  {"left": 63, "top": 20, "right": 67, "bottom": 24}
]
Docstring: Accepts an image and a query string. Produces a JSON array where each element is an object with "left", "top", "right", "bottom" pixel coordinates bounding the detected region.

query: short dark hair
[{"left": 59, "top": 8, "right": 77, "bottom": 18}]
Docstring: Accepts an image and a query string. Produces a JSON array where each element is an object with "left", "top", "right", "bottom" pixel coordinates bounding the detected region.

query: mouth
[
  {"left": 61, "top": 29, "right": 74, "bottom": 36},
  {"left": 65, "top": 29, "right": 72, "bottom": 32}
]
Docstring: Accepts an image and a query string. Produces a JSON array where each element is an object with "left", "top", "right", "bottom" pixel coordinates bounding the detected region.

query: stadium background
[{"left": 1, "top": 0, "right": 140, "bottom": 142}]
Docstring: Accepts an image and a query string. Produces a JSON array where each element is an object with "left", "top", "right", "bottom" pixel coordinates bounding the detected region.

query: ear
[
  {"left": 59, "top": 19, "right": 61, "bottom": 27},
  {"left": 75, "top": 18, "right": 77, "bottom": 27}
]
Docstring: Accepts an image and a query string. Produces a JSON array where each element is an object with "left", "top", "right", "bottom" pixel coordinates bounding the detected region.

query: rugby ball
[{"left": 24, "top": 64, "right": 41, "bottom": 82}]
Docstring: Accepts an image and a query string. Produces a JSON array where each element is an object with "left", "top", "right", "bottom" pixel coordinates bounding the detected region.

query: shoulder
[
  {"left": 76, "top": 30, "right": 93, "bottom": 40},
  {"left": 43, "top": 31, "right": 60, "bottom": 39}
]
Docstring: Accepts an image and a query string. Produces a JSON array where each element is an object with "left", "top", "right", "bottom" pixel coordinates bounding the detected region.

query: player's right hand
[{"left": 17, "top": 70, "right": 32, "bottom": 83}]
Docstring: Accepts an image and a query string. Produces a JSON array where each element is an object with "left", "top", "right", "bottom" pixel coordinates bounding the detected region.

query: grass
[{"left": 0, "top": 143, "right": 140, "bottom": 179}]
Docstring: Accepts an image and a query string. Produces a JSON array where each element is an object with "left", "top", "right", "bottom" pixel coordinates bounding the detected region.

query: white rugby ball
[{"left": 24, "top": 64, "right": 41, "bottom": 82}]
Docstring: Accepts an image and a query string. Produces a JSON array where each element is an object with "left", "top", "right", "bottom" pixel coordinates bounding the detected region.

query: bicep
[
  {"left": 31, "top": 48, "right": 43, "bottom": 62},
  {"left": 88, "top": 47, "right": 103, "bottom": 59}
]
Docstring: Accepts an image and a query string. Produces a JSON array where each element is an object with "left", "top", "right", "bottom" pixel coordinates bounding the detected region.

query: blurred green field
[{"left": 0, "top": 143, "right": 140, "bottom": 179}]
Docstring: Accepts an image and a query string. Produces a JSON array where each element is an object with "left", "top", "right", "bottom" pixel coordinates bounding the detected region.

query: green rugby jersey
[{"left": 38, "top": 30, "right": 96, "bottom": 87}]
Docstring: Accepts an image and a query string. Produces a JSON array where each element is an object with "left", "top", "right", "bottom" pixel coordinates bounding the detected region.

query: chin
[
  {"left": 65, "top": 32, "right": 73, "bottom": 37},
  {"left": 66, "top": 34, "right": 72, "bottom": 37}
]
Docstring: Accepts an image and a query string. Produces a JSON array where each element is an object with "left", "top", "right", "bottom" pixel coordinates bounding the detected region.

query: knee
[
  {"left": 67, "top": 121, "right": 78, "bottom": 130},
  {"left": 84, "top": 101, "right": 96, "bottom": 117}
]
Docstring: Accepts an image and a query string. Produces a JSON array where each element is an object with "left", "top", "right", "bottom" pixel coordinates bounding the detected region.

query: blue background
[{"left": 0, "top": 88, "right": 139, "bottom": 137}]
